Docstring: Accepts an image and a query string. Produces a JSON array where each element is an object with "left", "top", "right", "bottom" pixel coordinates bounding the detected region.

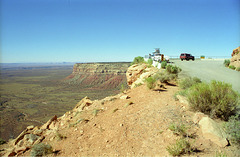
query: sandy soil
[{"left": 29, "top": 84, "right": 232, "bottom": 156}]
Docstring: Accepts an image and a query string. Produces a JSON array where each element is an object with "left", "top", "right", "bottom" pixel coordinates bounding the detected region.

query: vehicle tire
[
  {"left": 181, "top": 59, "right": 183, "bottom": 61},
  {"left": 186, "top": 59, "right": 189, "bottom": 61},
  {"left": 192, "top": 58, "right": 195, "bottom": 61}
]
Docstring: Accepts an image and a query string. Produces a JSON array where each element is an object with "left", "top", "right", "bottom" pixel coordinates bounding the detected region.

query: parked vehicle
[{"left": 180, "top": 53, "right": 195, "bottom": 61}]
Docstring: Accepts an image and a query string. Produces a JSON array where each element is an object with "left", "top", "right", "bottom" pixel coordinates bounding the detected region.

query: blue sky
[{"left": 1, "top": 0, "right": 239, "bottom": 63}]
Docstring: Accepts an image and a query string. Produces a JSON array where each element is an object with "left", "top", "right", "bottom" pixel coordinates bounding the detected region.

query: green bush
[
  {"left": 147, "top": 59, "right": 153, "bottom": 66},
  {"left": 153, "top": 72, "right": 177, "bottom": 83},
  {"left": 179, "top": 77, "right": 201, "bottom": 89},
  {"left": 236, "top": 67, "right": 240, "bottom": 71},
  {"left": 131, "top": 56, "right": 145, "bottom": 65},
  {"left": 166, "top": 138, "right": 192, "bottom": 156},
  {"left": 145, "top": 76, "right": 157, "bottom": 89},
  {"left": 187, "top": 81, "right": 239, "bottom": 121},
  {"left": 161, "top": 61, "right": 167, "bottom": 69},
  {"left": 223, "top": 59, "right": 230, "bottom": 67},
  {"left": 166, "top": 64, "right": 182, "bottom": 74},
  {"left": 120, "top": 83, "right": 128, "bottom": 93},
  {"left": 224, "top": 114, "right": 240, "bottom": 145},
  {"left": 229, "top": 65, "right": 236, "bottom": 70},
  {"left": 30, "top": 143, "right": 53, "bottom": 157}
]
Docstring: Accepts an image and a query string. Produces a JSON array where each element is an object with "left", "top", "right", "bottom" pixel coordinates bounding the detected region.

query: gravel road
[{"left": 172, "top": 59, "right": 240, "bottom": 93}]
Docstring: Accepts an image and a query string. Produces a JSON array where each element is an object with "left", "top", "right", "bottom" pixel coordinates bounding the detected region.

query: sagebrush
[
  {"left": 223, "top": 59, "right": 230, "bottom": 67},
  {"left": 187, "top": 80, "right": 239, "bottom": 120},
  {"left": 229, "top": 65, "right": 236, "bottom": 70},
  {"left": 145, "top": 76, "right": 156, "bottom": 89},
  {"left": 30, "top": 143, "right": 53, "bottom": 157},
  {"left": 179, "top": 77, "right": 201, "bottom": 89},
  {"left": 224, "top": 114, "right": 240, "bottom": 145},
  {"left": 166, "top": 64, "right": 182, "bottom": 74},
  {"left": 153, "top": 71, "right": 177, "bottom": 83},
  {"left": 131, "top": 56, "right": 145, "bottom": 65},
  {"left": 166, "top": 138, "right": 192, "bottom": 156},
  {"left": 161, "top": 61, "right": 167, "bottom": 69},
  {"left": 169, "top": 123, "right": 187, "bottom": 137}
]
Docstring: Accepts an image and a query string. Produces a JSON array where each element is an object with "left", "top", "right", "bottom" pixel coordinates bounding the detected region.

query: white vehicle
[{"left": 153, "top": 53, "right": 162, "bottom": 62}]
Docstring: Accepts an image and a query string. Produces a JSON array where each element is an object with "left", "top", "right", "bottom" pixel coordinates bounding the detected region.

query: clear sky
[{"left": 1, "top": 0, "right": 239, "bottom": 63}]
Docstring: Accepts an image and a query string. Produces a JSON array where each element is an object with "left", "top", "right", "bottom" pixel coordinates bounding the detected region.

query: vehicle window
[{"left": 186, "top": 54, "right": 190, "bottom": 56}]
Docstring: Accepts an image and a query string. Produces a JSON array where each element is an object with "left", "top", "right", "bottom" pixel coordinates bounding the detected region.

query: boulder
[
  {"left": 192, "top": 112, "right": 207, "bottom": 124},
  {"left": 126, "top": 64, "right": 148, "bottom": 86},
  {"left": 73, "top": 96, "right": 93, "bottom": 111},
  {"left": 230, "top": 46, "right": 240, "bottom": 68},
  {"left": 26, "top": 125, "right": 34, "bottom": 130},
  {"left": 23, "top": 134, "right": 39, "bottom": 145},
  {"left": 126, "top": 64, "right": 159, "bottom": 88},
  {"left": 41, "top": 115, "right": 58, "bottom": 130},
  {"left": 199, "top": 117, "right": 228, "bottom": 147},
  {"left": 13, "top": 129, "right": 28, "bottom": 146},
  {"left": 131, "top": 70, "right": 156, "bottom": 89}
]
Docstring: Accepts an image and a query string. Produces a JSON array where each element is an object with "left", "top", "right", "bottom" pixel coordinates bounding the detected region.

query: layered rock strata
[{"left": 64, "top": 62, "right": 130, "bottom": 89}]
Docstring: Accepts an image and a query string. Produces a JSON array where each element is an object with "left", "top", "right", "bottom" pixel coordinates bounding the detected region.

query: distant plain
[{"left": 0, "top": 64, "right": 122, "bottom": 141}]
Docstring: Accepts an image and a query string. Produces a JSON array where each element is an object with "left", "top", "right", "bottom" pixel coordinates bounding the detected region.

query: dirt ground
[{"left": 17, "top": 83, "right": 239, "bottom": 156}]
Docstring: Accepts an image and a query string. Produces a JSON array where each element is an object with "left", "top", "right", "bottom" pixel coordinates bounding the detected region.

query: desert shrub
[
  {"left": 120, "top": 83, "right": 128, "bottom": 93},
  {"left": 229, "top": 65, "right": 236, "bottom": 70},
  {"left": 147, "top": 59, "right": 153, "bottom": 66},
  {"left": 187, "top": 80, "right": 239, "bottom": 120},
  {"left": 166, "top": 64, "right": 182, "bottom": 74},
  {"left": 154, "top": 71, "right": 177, "bottom": 83},
  {"left": 166, "top": 138, "right": 192, "bottom": 156},
  {"left": 169, "top": 123, "right": 187, "bottom": 137},
  {"left": 30, "top": 143, "right": 53, "bottom": 157},
  {"left": 0, "top": 138, "right": 6, "bottom": 145},
  {"left": 131, "top": 56, "right": 145, "bottom": 65},
  {"left": 224, "top": 114, "right": 240, "bottom": 145},
  {"left": 161, "top": 61, "right": 167, "bottom": 69},
  {"left": 179, "top": 77, "right": 201, "bottom": 89},
  {"left": 145, "top": 76, "right": 157, "bottom": 89},
  {"left": 236, "top": 67, "right": 240, "bottom": 71},
  {"left": 223, "top": 59, "right": 230, "bottom": 67}
]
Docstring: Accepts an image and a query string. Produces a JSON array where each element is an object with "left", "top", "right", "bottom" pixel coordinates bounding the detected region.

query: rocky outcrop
[
  {"left": 230, "top": 46, "right": 240, "bottom": 68},
  {"left": 126, "top": 64, "right": 158, "bottom": 88},
  {"left": 64, "top": 62, "right": 130, "bottom": 89}
]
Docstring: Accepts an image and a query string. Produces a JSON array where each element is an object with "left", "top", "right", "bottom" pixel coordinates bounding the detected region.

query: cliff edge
[
  {"left": 1, "top": 63, "right": 236, "bottom": 156},
  {"left": 64, "top": 62, "right": 130, "bottom": 89}
]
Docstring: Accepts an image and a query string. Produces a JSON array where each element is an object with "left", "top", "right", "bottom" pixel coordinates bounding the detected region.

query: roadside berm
[{"left": 0, "top": 63, "right": 237, "bottom": 156}]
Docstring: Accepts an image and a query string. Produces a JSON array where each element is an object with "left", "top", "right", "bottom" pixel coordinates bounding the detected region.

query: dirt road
[{"left": 173, "top": 59, "right": 240, "bottom": 93}]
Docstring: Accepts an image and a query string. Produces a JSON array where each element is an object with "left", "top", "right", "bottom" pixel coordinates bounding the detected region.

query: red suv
[{"left": 180, "top": 53, "right": 195, "bottom": 61}]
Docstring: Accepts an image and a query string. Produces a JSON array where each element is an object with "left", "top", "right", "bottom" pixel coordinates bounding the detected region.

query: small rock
[
  {"left": 120, "top": 95, "right": 130, "bottom": 99},
  {"left": 15, "top": 146, "right": 29, "bottom": 153},
  {"left": 120, "top": 124, "right": 123, "bottom": 127},
  {"left": 80, "top": 130, "right": 84, "bottom": 135},
  {"left": 27, "top": 125, "right": 34, "bottom": 130}
]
